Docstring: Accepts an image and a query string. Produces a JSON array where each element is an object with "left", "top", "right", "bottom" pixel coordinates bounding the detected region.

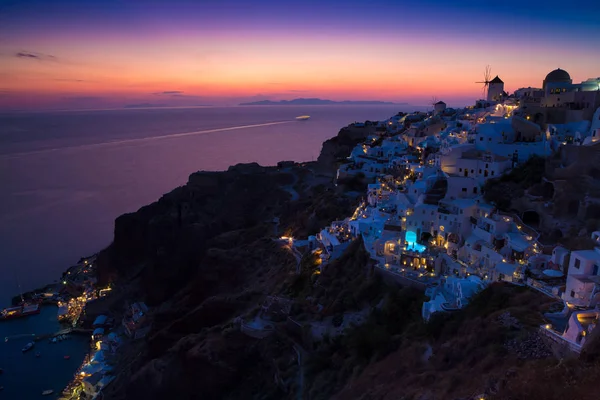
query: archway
[
  {"left": 522, "top": 210, "right": 541, "bottom": 227},
  {"left": 542, "top": 181, "right": 555, "bottom": 199},
  {"left": 420, "top": 232, "right": 432, "bottom": 244},
  {"left": 534, "top": 112, "right": 544, "bottom": 124},
  {"left": 568, "top": 200, "right": 579, "bottom": 215}
]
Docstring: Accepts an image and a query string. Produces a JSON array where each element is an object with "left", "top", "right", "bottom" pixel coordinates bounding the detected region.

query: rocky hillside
[
  {"left": 316, "top": 125, "right": 376, "bottom": 175},
  {"left": 97, "top": 124, "right": 600, "bottom": 400},
  {"left": 96, "top": 162, "right": 293, "bottom": 304},
  {"left": 97, "top": 126, "right": 369, "bottom": 399}
]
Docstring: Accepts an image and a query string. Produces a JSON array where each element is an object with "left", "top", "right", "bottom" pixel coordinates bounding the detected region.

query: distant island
[
  {"left": 239, "top": 98, "right": 403, "bottom": 106},
  {"left": 123, "top": 103, "right": 212, "bottom": 109},
  {"left": 124, "top": 103, "right": 168, "bottom": 108}
]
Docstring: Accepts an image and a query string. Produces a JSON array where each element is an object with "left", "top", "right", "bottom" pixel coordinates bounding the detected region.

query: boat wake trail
[{"left": 1, "top": 120, "right": 295, "bottom": 159}]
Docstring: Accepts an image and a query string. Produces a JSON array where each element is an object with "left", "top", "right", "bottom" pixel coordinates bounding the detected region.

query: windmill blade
[{"left": 484, "top": 65, "right": 491, "bottom": 83}]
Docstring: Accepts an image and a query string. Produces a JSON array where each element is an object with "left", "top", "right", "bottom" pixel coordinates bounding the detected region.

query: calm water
[
  {"left": 0, "top": 306, "right": 89, "bottom": 399},
  {"left": 0, "top": 105, "right": 422, "bottom": 302}
]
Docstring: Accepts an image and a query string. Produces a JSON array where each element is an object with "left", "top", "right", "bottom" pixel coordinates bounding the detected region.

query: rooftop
[
  {"left": 460, "top": 149, "right": 509, "bottom": 162},
  {"left": 545, "top": 68, "right": 571, "bottom": 83},
  {"left": 495, "top": 262, "right": 518, "bottom": 275},
  {"left": 572, "top": 249, "right": 600, "bottom": 261},
  {"left": 571, "top": 275, "right": 600, "bottom": 284}
]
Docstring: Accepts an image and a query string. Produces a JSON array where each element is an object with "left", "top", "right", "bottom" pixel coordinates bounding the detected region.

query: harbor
[
  {"left": 0, "top": 306, "right": 90, "bottom": 399},
  {"left": 0, "top": 254, "right": 123, "bottom": 399}
]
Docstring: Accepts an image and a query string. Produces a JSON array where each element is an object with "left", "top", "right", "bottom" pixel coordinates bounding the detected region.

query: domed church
[
  {"left": 515, "top": 67, "right": 600, "bottom": 125},
  {"left": 543, "top": 68, "right": 572, "bottom": 92},
  {"left": 540, "top": 68, "right": 600, "bottom": 119}
]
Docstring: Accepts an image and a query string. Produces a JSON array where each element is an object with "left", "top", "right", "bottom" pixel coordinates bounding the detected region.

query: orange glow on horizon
[{"left": 2, "top": 26, "right": 599, "bottom": 109}]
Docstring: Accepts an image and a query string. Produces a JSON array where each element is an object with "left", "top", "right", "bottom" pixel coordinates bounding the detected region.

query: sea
[{"left": 0, "top": 104, "right": 422, "bottom": 398}]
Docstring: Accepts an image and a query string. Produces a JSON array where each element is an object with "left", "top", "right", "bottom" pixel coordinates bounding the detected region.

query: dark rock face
[
  {"left": 316, "top": 126, "right": 375, "bottom": 174},
  {"left": 98, "top": 164, "right": 291, "bottom": 305},
  {"left": 504, "top": 332, "right": 553, "bottom": 359},
  {"left": 102, "top": 227, "right": 299, "bottom": 400},
  {"left": 97, "top": 130, "right": 380, "bottom": 399}
]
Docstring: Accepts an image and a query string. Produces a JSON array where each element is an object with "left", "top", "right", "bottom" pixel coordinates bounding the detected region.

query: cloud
[
  {"left": 59, "top": 96, "right": 103, "bottom": 102},
  {"left": 153, "top": 90, "right": 183, "bottom": 95},
  {"left": 54, "top": 78, "right": 88, "bottom": 83},
  {"left": 15, "top": 51, "right": 57, "bottom": 62},
  {"left": 287, "top": 89, "right": 309, "bottom": 93}
]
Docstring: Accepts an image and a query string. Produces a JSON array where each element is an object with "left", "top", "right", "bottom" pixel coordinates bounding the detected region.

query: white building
[
  {"left": 438, "top": 144, "right": 512, "bottom": 185},
  {"left": 487, "top": 76, "right": 505, "bottom": 102},
  {"left": 475, "top": 118, "right": 551, "bottom": 163},
  {"left": 562, "top": 310, "right": 599, "bottom": 348},
  {"left": 434, "top": 101, "right": 447, "bottom": 116},
  {"left": 583, "top": 107, "right": 600, "bottom": 145},
  {"left": 562, "top": 247, "right": 600, "bottom": 307},
  {"left": 537, "top": 69, "right": 600, "bottom": 124},
  {"left": 422, "top": 275, "right": 486, "bottom": 320},
  {"left": 550, "top": 246, "right": 570, "bottom": 272}
]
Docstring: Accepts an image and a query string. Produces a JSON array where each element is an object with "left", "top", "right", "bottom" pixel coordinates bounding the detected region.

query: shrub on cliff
[{"left": 483, "top": 156, "right": 546, "bottom": 210}]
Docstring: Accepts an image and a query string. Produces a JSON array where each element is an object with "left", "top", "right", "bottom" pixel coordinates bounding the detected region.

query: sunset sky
[{"left": 1, "top": 0, "right": 599, "bottom": 110}]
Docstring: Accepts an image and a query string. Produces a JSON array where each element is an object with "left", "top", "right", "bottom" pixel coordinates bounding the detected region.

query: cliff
[
  {"left": 316, "top": 125, "right": 376, "bottom": 175},
  {"left": 97, "top": 162, "right": 293, "bottom": 305},
  {"left": 98, "top": 124, "right": 600, "bottom": 400}
]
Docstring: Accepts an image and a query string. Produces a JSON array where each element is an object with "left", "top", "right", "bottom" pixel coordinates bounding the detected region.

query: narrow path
[
  {"left": 273, "top": 238, "right": 303, "bottom": 273},
  {"left": 290, "top": 246, "right": 303, "bottom": 274},
  {"left": 294, "top": 345, "right": 305, "bottom": 400},
  {"left": 282, "top": 172, "right": 299, "bottom": 201}
]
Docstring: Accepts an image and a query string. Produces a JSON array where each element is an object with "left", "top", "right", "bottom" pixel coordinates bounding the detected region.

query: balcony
[{"left": 438, "top": 206, "right": 456, "bottom": 215}]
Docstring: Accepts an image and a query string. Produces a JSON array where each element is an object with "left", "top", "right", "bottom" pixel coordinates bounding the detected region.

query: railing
[
  {"left": 539, "top": 325, "right": 582, "bottom": 354},
  {"left": 526, "top": 278, "right": 562, "bottom": 299},
  {"left": 497, "top": 210, "right": 540, "bottom": 242}
]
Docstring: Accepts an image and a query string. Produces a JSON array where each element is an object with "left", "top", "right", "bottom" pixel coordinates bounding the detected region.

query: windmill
[
  {"left": 429, "top": 96, "right": 438, "bottom": 112},
  {"left": 475, "top": 65, "right": 492, "bottom": 99}
]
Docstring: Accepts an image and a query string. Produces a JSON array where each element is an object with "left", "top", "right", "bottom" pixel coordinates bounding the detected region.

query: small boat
[
  {"left": 64, "top": 355, "right": 70, "bottom": 360},
  {"left": 22, "top": 342, "right": 34, "bottom": 352},
  {"left": 0, "top": 302, "right": 41, "bottom": 321},
  {"left": 42, "top": 389, "right": 54, "bottom": 396},
  {"left": 295, "top": 115, "right": 310, "bottom": 121}
]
